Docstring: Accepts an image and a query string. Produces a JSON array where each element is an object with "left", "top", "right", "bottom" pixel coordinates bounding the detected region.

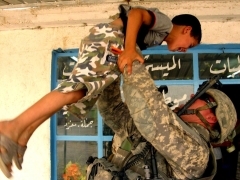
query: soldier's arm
[{"left": 97, "top": 77, "right": 137, "bottom": 137}]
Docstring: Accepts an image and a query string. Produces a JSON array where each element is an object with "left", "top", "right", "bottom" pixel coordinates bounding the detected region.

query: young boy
[{"left": 0, "top": 4, "right": 201, "bottom": 178}]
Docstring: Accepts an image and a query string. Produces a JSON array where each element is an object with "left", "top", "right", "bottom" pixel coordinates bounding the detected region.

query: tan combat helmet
[{"left": 205, "top": 88, "right": 237, "bottom": 145}]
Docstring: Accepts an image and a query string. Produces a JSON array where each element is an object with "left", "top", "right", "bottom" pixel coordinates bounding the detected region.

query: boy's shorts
[{"left": 54, "top": 23, "right": 125, "bottom": 119}]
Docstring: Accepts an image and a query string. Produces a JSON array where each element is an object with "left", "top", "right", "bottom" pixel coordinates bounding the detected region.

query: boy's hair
[{"left": 172, "top": 14, "right": 202, "bottom": 43}]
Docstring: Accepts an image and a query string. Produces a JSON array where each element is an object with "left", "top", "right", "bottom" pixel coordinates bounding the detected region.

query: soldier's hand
[{"left": 117, "top": 49, "right": 144, "bottom": 74}]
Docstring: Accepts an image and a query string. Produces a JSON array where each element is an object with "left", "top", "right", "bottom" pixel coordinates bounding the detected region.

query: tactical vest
[{"left": 86, "top": 133, "right": 217, "bottom": 180}]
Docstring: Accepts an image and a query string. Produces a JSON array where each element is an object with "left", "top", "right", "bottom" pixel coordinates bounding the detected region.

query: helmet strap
[{"left": 181, "top": 101, "right": 220, "bottom": 140}]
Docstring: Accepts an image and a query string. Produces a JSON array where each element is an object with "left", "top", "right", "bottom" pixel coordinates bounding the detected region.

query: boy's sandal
[
  {"left": 15, "top": 145, "right": 27, "bottom": 170},
  {"left": 0, "top": 158, "right": 11, "bottom": 178},
  {"left": 0, "top": 134, "right": 19, "bottom": 178}
]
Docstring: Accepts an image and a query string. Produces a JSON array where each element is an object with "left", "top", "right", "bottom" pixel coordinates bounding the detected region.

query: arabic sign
[
  {"left": 56, "top": 106, "right": 98, "bottom": 136},
  {"left": 199, "top": 53, "right": 240, "bottom": 79},
  {"left": 57, "top": 53, "right": 240, "bottom": 81},
  {"left": 144, "top": 54, "right": 193, "bottom": 80},
  {"left": 162, "top": 85, "right": 193, "bottom": 110}
]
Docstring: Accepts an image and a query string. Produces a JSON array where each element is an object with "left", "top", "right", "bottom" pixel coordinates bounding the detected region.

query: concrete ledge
[{"left": 0, "top": 0, "right": 240, "bottom": 30}]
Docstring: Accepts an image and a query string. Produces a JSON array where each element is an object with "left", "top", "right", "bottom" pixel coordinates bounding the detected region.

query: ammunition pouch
[{"left": 86, "top": 157, "right": 122, "bottom": 180}]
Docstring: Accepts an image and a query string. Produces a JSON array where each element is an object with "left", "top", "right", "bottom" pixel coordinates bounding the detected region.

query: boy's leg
[
  {"left": 0, "top": 90, "right": 85, "bottom": 176},
  {"left": 1, "top": 90, "right": 85, "bottom": 142}
]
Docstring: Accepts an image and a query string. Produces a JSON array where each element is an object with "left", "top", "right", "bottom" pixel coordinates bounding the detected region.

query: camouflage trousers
[
  {"left": 54, "top": 23, "right": 124, "bottom": 119},
  {"left": 122, "top": 61, "right": 210, "bottom": 179}
]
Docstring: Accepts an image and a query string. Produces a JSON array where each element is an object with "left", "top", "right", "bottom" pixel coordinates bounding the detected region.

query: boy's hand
[{"left": 117, "top": 49, "right": 144, "bottom": 74}]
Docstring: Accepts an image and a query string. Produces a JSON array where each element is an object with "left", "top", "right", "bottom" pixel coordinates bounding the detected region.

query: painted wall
[{"left": 0, "top": 1, "right": 240, "bottom": 179}]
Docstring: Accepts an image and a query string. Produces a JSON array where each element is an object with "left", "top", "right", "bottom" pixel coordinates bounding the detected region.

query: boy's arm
[{"left": 117, "top": 8, "right": 154, "bottom": 74}]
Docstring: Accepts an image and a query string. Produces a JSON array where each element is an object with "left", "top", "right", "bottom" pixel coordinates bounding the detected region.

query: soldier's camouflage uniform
[
  {"left": 54, "top": 23, "right": 124, "bottom": 119},
  {"left": 97, "top": 61, "right": 210, "bottom": 180}
]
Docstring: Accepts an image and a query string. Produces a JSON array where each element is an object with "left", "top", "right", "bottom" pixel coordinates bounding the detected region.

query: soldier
[
  {"left": 0, "top": 4, "right": 202, "bottom": 178},
  {"left": 88, "top": 61, "right": 237, "bottom": 180}
]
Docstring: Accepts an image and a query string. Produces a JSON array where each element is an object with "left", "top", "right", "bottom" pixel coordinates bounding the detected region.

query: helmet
[{"left": 205, "top": 88, "right": 237, "bottom": 144}]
